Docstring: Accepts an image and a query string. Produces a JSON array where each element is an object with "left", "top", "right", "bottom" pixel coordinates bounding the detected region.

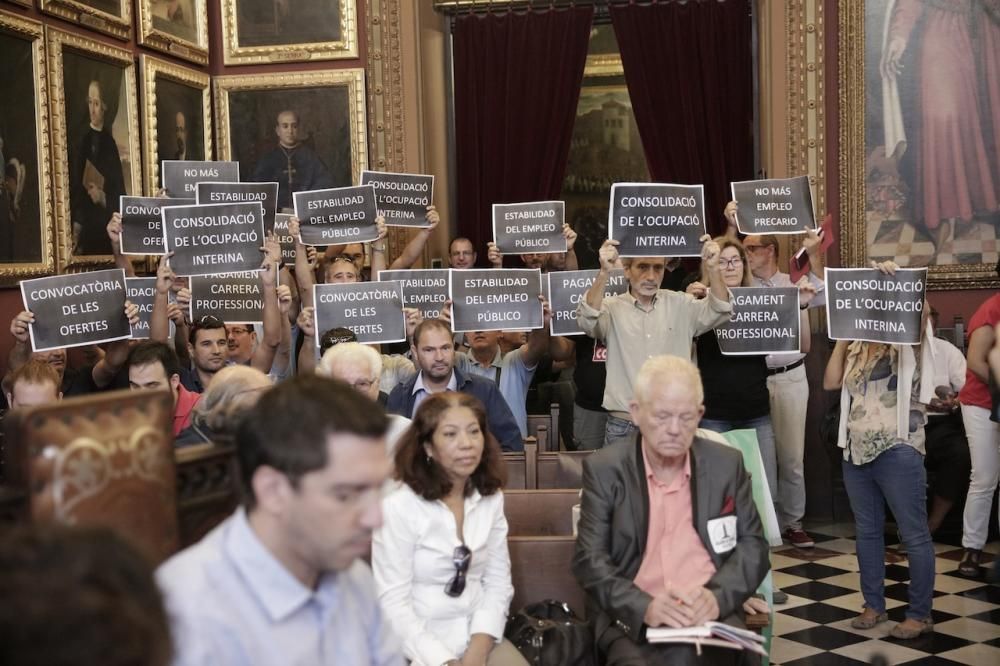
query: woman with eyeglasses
[
  {"left": 373, "top": 392, "right": 527, "bottom": 666},
  {"left": 686, "top": 238, "right": 815, "bottom": 519}
]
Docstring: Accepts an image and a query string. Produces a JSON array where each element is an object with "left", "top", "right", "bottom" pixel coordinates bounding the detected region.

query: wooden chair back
[
  {"left": 503, "top": 437, "right": 537, "bottom": 489},
  {"left": 526, "top": 403, "right": 560, "bottom": 451},
  {"left": 5, "top": 389, "right": 178, "bottom": 564},
  {"left": 536, "top": 450, "right": 593, "bottom": 489},
  {"left": 504, "top": 489, "right": 579, "bottom": 537},
  {"left": 175, "top": 443, "right": 239, "bottom": 547},
  {"left": 508, "top": 535, "right": 585, "bottom": 617}
]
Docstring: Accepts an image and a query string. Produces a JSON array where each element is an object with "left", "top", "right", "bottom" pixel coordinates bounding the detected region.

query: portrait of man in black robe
[
  {"left": 68, "top": 79, "right": 125, "bottom": 256},
  {"left": 252, "top": 110, "right": 333, "bottom": 210}
]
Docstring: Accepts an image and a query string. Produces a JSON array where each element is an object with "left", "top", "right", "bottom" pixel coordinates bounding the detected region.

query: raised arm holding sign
[
  {"left": 313, "top": 281, "right": 406, "bottom": 345},
  {"left": 360, "top": 170, "right": 435, "bottom": 227},
  {"left": 449, "top": 268, "right": 544, "bottom": 333},
  {"left": 608, "top": 183, "right": 707, "bottom": 257},
  {"left": 293, "top": 185, "right": 379, "bottom": 246},
  {"left": 825, "top": 263, "right": 927, "bottom": 345},
  {"left": 120, "top": 196, "right": 194, "bottom": 255},
  {"left": 730, "top": 176, "right": 816, "bottom": 235},
  {"left": 492, "top": 201, "right": 567, "bottom": 255},
  {"left": 196, "top": 182, "right": 279, "bottom": 234},
  {"left": 162, "top": 201, "right": 266, "bottom": 276}
]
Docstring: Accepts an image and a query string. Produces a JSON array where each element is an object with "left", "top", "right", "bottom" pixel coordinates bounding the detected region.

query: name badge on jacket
[{"left": 707, "top": 515, "right": 737, "bottom": 554}]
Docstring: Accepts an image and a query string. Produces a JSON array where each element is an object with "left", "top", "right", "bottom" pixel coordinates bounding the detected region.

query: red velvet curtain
[
  {"left": 610, "top": 0, "right": 755, "bottom": 237},
  {"left": 453, "top": 7, "right": 594, "bottom": 265}
]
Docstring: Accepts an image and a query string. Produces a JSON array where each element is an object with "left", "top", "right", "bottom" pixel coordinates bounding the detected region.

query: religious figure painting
[
  {"left": 221, "top": 0, "right": 358, "bottom": 65},
  {"left": 0, "top": 10, "right": 55, "bottom": 282},
  {"left": 48, "top": 28, "right": 141, "bottom": 268},
  {"left": 40, "top": 0, "right": 132, "bottom": 40},
  {"left": 137, "top": 0, "right": 209, "bottom": 65},
  {"left": 140, "top": 55, "right": 212, "bottom": 195},
  {"left": 214, "top": 70, "right": 368, "bottom": 212},
  {"left": 841, "top": 0, "right": 1000, "bottom": 289}
]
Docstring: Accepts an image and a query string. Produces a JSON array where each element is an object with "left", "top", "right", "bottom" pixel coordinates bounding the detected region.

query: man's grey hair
[
  {"left": 633, "top": 355, "right": 704, "bottom": 405},
  {"left": 317, "top": 342, "right": 382, "bottom": 380}
]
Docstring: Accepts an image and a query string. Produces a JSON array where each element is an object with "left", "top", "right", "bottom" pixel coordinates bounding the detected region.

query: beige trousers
[{"left": 487, "top": 639, "right": 530, "bottom": 666}]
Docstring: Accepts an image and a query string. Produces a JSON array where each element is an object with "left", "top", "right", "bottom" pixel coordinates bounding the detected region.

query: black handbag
[{"left": 505, "top": 600, "right": 596, "bottom": 666}]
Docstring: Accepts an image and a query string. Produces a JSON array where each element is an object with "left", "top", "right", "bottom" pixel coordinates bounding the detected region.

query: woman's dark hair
[{"left": 394, "top": 392, "right": 506, "bottom": 500}]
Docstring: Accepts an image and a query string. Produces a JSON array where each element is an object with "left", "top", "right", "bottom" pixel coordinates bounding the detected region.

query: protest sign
[
  {"left": 547, "top": 269, "right": 627, "bottom": 336},
  {"left": 449, "top": 268, "right": 543, "bottom": 333},
  {"left": 197, "top": 182, "right": 279, "bottom": 234},
  {"left": 826, "top": 267, "right": 927, "bottom": 344},
  {"left": 126, "top": 277, "right": 176, "bottom": 339},
  {"left": 313, "top": 281, "right": 406, "bottom": 345},
  {"left": 20, "top": 269, "right": 129, "bottom": 351},
  {"left": 492, "top": 201, "right": 567, "bottom": 254},
  {"left": 716, "top": 287, "right": 800, "bottom": 355},
  {"left": 162, "top": 202, "right": 265, "bottom": 277},
  {"left": 360, "top": 170, "right": 434, "bottom": 227},
  {"left": 189, "top": 272, "right": 266, "bottom": 325},
  {"left": 379, "top": 269, "right": 450, "bottom": 320},
  {"left": 161, "top": 160, "right": 240, "bottom": 198},
  {"left": 293, "top": 185, "right": 378, "bottom": 245},
  {"left": 608, "top": 183, "right": 706, "bottom": 257},
  {"left": 730, "top": 176, "right": 816, "bottom": 235},
  {"left": 119, "top": 196, "right": 194, "bottom": 255},
  {"left": 272, "top": 213, "right": 297, "bottom": 264}
]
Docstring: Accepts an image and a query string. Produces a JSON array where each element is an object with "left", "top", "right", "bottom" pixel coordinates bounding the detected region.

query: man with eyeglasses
[
  {"left": 573, "top": 355, "right": 769, "bottom": 666},
  {"left": 577, "top": 237, "right": 732, "bottom": 449},
  {"left": 448, "top": 237, "right": 478, "bottom": 269},
  {"left": 157, "top": 374, "right": 403, "bottom": 665},
  {"left": 733, "top": 200, "right": 826, "bottom": 551}
]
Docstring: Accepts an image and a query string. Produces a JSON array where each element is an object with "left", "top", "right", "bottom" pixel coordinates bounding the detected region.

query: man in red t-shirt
[
  {"left": 956, "top": 285, "right": 1000, "bottom": 578},
  {"left": 126, "top": 341, "right": 200, "bottom": 437}
]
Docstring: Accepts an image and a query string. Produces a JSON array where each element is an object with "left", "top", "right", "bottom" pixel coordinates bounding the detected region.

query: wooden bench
[
  {"left": 508, "top": 535, "right": 585, "bottom": 618},
  {"left": 503, "top": 438, "right": 538, "bottom": 489},
  {"left": 536, "top": 449, "right": 592, "bottom": 489},
  {"left": 504, "top": 489, "right": 579, "bottom": 537},
  {"left": 526, "top": 403, "right": 560, "bottom": 452}
]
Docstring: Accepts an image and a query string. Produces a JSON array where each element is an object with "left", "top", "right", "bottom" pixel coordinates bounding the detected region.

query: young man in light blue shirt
[{"left": 157, "top": 375, "right": 403, "bottom": 666}]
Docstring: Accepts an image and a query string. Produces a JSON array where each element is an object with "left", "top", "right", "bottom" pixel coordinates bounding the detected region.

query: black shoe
[{"left": 957, "top": 549, "right": 982, "bottom": 579}]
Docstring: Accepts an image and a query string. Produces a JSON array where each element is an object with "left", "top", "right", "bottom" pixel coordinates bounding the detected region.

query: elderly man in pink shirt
[{"left": 573, "top": 355, "right": 770, "bottom": 665}]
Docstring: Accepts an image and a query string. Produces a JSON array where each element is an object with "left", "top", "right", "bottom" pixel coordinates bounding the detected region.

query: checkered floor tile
[{"left": 770, "top": 524, "right": 1000, "bottom": 665}]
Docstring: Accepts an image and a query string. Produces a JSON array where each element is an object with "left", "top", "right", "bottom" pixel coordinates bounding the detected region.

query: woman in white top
[{"left": 373, "top": 392, "right": 527, "bottom": 666}]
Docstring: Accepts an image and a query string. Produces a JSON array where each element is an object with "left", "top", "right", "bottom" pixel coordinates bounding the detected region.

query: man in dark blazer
[{"left": 573, "top": 355, "right": 769, "bottom": 665}]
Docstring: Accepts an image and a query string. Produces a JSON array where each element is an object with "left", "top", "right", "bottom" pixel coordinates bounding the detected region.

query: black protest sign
[
  {"left": 731, "top": 176, "right": 816, "bottom": 235},
  {"left": 293, "top": 185, "right": 378, "bottom": 245},
  {"left": 126, "top": 277, "right": 176, "bottom": 339},
  {"left": 449, "top": 268, "right": 543, "bottom": 333},
  {"left": 20, "top": 269, "right": 129, "bottom": 352},
  {"left": 360, "top": 170, "right": 434, "bottom": 227},
  {"left": 547, "top": 269, "right": 627, "bottom": 336},
  {"left": 313, "top": 281, "right": 406, "bottom": 345},
  {"left": 189, "top": 272, "right": 265, "bottom": 325},
  {"left": 273, "top": 213, "right": 297, "bottom": 264},
  {"left": 161, "top": 160, "right": 240, "bottom": 198},
  {"left": 609, "top": 183, "right": 706, "bottom": 257},
  {"left": 379, "top": 269, "right": 450, "bottom": 320},
  {"left": 717, "top": 287, "right": 800, "bottom": 355},
  {"left": 197, "top": 182, "right": 279, "bottom": 234},
  {"left": 163, "top": 202, "right": 265, "bottom": 277},
  {"left": 119, "top": 196, "right": 194, "bottom": 255},
  {"left": 492, "top": 201, "right": 567, "bottom": 254},
  {"left": 826, "top": 267, "right": 927, "bottom": 344}
]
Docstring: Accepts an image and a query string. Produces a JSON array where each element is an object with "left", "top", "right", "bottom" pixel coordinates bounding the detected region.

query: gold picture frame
[
  {"left": 220, "top": 0, "right": 358, "bottom": 65},
  {"left": 0, "top": 10, "right": 56, "bottom": 284},
  {"left": 4, "top": 0, "right": 34, "bottom": 9},
  {"left": 40, "top": 0, "right": 132, "bottom": 41},
  {"left": 137, "top": 0, "right": 209, "bottom": 65},
  {"left": 839, "top": 1, "right": 1000, "bottom": 290},
  {"left": 214, "top": 69, "right": 368, "bottom": 212},
  {"left": 47, "top": 26, "right": 141, "bottom": 270},
  {"left": 140, "top": 55, "right": 212, "bottom": 195}
]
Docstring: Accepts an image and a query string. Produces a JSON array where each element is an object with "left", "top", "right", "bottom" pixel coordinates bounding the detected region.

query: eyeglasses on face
[
  {"left": 721, "top": 257, "right": 744, "bottom": 268},
  {"left": 227, "top": 327, "right": 252, "bottom": 336},
  {"left": 445, "top": 544, "right": 472, "bottom": 597}
]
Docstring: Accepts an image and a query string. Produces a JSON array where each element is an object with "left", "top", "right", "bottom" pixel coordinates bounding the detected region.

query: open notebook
[{"left": 646, "top": 622, "right": 767, "bottom": 657}]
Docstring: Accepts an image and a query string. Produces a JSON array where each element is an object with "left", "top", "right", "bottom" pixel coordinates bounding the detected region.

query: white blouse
[{"left": 372, "top": 483, "right": 514, "bottom": 666}]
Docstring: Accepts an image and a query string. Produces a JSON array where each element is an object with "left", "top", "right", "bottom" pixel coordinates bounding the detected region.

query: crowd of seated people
[{"left": 0, "top": 199, "right": 998, "bottom": 666}]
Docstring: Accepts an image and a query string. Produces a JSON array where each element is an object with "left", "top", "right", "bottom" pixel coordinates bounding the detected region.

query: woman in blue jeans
[
  {"left": 823, "top": 267, "right": 935, "bottom": 639},
  {"left": 688, "top": 237, "right": 815, "bottom": 511}
]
